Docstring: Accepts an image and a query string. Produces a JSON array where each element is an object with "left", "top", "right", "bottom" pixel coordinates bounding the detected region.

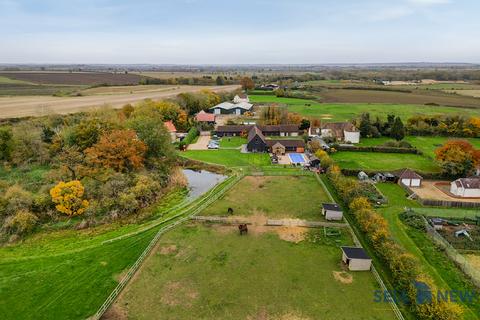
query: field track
[{"left": 0, "top": 85, "right": 239, "bottom": 118}]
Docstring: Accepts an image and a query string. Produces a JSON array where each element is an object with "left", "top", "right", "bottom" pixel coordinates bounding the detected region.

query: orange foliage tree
[
  {"left": 435, "top": 140, "right": 480, "bottom": 176},
  {"left": 85, "top": 129, "right": 147, "bottom": 172},
  {"left": 49, "top": 181, "right": 89, "bottom": 216}
]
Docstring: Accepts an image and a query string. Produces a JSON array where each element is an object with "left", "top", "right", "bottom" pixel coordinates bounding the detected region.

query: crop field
[
  {"left": 445, "top": 90, "right": 480, "bottom": 98},
  {"left": 249, "top": 95, "right": 480, "bottom": 122},
  {"left": 110, "top": 175, "right": 394, "bottom": 320},
  {"left": 0, "top": 72, "right": 146, "bottom": 85},
  {"left": 316, "top": 88, "right": 480, "bottom": 108},
  {"left": 0, "top": 85, "right": 239, "bottom": 119},
  {"left": 330, "top": 151, "right": 440, "bottom": 172},
  {"left": 78, "top": 84, "right": 178, "bottom": 95},
  {"left": 181, "top": 149, "right": 270, "bottom": 167},
  {"left": 201, "top": 176, "right": 330, "bottom": 220}
]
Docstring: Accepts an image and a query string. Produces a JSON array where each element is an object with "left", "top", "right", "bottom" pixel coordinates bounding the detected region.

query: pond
[{"left": 182, "top": 169, "right": 227, "bottom": 200}]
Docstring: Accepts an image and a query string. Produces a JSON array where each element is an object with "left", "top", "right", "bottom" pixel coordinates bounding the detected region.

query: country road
[{"left": 0, "top": 84, "right": 240, "bottom": 119}]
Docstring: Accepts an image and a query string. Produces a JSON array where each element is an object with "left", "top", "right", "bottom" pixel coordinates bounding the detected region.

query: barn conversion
[
  {"left": 341, "top": 247, "right": 372, "bottom": 271},
  {"left": 450, "top": 177, "right": 480, "bottom": 198},
  {"left": 209, "top": 101, "right": 253, "bottom": 115},
  {"left": 195, "top": 110, "right": 216, "bottom": 125},
  {"left": 244, "top": 125, "right": 305, "bottom": 153}
]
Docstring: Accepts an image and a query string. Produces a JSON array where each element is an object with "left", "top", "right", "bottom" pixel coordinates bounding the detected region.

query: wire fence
[
  {"left": 423, "top": 217, "right": 480, "bottom": 289},
  {"left": 90, "top": 173, "right": 244, "bottom": 320}
]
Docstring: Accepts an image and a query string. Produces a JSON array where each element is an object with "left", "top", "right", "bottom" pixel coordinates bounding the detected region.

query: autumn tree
[
  {"left": 57, "top": 146, "right": 85, "bottom": 180},
  {"left": 240, "top": 77, "right": 255, "bottom": 92},
  {"left": 435, "top": 140, "right": 480, "bottom": 177},
  {"left": 85, "top": 129, "right": 147, "bottom": 172},
  {"left": 50, "top": 180, "right": 89, "bottom": 216}
]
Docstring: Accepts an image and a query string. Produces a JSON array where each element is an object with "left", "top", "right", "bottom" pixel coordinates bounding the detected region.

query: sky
[{"left": 0, "top": 0, "right": 479, "bottom": 64}]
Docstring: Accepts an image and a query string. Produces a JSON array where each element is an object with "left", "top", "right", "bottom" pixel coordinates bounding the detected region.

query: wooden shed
[
  {"left": 341, "top": 246, "right": 372, "bottom": 271},
  {"left": 321, "top": 203, "right": 343, "bottom": 221}
]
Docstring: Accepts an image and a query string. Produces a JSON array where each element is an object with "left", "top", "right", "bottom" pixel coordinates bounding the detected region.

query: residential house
[
  {"left": 314, "top": 122, "right": 360, "bottom": 144},
  {"left": 195, "top": 110, "right": 216, "bottom": 125},
  {"left": 246, "top": 126, "right": 268, "bottom": 153},
  {"left": 216, "top": 124, "right": 299, "bottom": 137},
  {"left": 321, "top": 203, "right": 343, "bottom": 221},
  {"left": 164, "top": 121, "right": 177, "bottom": 142},
  {"left": 209, "top": 101, "right": 253, "bottom": 115},
  {"left": 233, "top": 93, "right": 249, "bottom": 103},
  {"left": 393, "top": 169, "right": 423, "bottom": 188},
  {"left": 341, "top": 247, "right": 372, "bottom": 271},
  {"left": 241, "top": 125, "right": 305, "bottom": 153},
  {"left": 450, "top": 177, "right": 480, "bottom": 197}
]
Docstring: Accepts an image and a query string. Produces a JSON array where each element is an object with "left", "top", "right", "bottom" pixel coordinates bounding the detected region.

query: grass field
[
  {"left": 182, "top": 149, "right": 270, "bottom": 167},
  {"left": 445, "top": 90, "right": 480, "bottom": 98},
  {"left": 201, "top": 176, "right": 330, "bottom": 220},
  {"left": 111, "top": 175, "right": 394, "bottom": 320},
  {"left": 330, "top": 151, "right": 440, "bottom": 172},
  {"left": 375, "top": 183, "right": 480, "bottom": 319},
  {"left": 358, "top": 136, "right": 480, "bottom": 158},
  {"left": 413, "top": 207, "right": 480, "bottom": 220},
  {"left": 249, "top": 95, "right": 480, "bottom": 122}
]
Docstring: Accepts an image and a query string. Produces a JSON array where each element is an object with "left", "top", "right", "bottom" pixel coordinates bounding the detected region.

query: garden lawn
[
  {"left": 375, "top": 183, "right": 480, "bottom": 319},
  {"left": 201, "top": 176, "right": 330, "bottom": 220},
  {"left": 219, "top": 136, "right": 246, "bottom": 148},
  {"left": 181, "top": 149, "right": 270, "bottom": 167},
  {"left": 330, "top": 151, "right": 439, "bottom": 172},
  {"left": 413, "top": 207, "right": 480, "bottom": 220},
  {"left": 249, "top": 95, "right": 480, "bottom": 122},
  {"left": 358, "top": 136, "right": 480, "bottom": 158},
  {"left": 111, "top": 223, "right": 395, "bottom": 320}
]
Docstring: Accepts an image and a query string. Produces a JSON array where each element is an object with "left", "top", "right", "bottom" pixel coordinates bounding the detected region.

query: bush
[
  {"left": 181, "top": 127, "right": 199, "bottom": 148},
  {"left": 3, "top": 210, "right": 38, "bottom": 235},
  {"left": 3, "top": 185, "right": 33, "bottom": 216}
]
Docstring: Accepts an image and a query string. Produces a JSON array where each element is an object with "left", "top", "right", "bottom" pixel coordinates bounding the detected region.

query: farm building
[
  {"left": 321, "top": 203, "right": 343, "bottom": 221},
  {"left": 393, "top": 169, "right": 423, "bottom": 187},
  {"left": 233, "top": 93, "right": 249, "bottom": 103},
  {"left": 450, "top": 177, "right": 480, "bottom": 198},
  {"left": 314, "top": 122, "right": 360, "bottom": 144},
  {"left": 195, "top": 110, "right": 216, "bottom": 125},
  {"left": 209, "top": 101, "right": 253, "bottom": 115},
  {"left": 163, "top": 121, "right": 177, "bottom": 142},
  {"left": 244, "top": 125, "right": 305, "bottom": 153},
  {"left": 341, "top": 247, "right": 372, "bottom": 271},
  {"left": 216, "top": 124, "right": 299, "bottom": 137}
]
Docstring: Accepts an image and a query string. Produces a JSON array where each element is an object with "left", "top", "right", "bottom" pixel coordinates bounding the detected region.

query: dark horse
[{"left": 238, "top": 224, "right": 248, "bottom": 235}]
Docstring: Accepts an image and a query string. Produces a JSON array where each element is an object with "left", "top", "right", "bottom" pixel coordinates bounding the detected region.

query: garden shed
[
  {"left": 341, "top": 246, "right": 372, "bottom": 271},
  {"left": 321, "top": 203, "right": 343, "bottom": 221}
]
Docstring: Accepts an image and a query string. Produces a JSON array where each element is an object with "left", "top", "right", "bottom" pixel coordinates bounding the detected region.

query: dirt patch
[
  {"left": 276, "top": 226, "right": 306, "bottom": 243},
  {"left": 160, "top": 281, "right": 199, "bottom": 307},
  {"left": 332, "top": 271, "right": 353, "bottom": 284},
  {"left": 158, "top": 244, "right": 178, "bottom": 255},
  {"left": 246, "top": 310, "right": 310, "bottom": 320},
  {"left": 465, "top": 254, "right": 480, "bottom": 269},
  {"left": 320, "top": 114, "right": 333, "bottom": 119},
  {"left": 278, "top": 312, "right": 311, "bottom": 320},
  {"left": 414, "top": 180, "right": 480, "bottom": 202},
  {"left": 244, "top": 176, "right": 272, "bottom": 189},
  {"left": 101, "top": 303, "right": 128, "bottom": 320}
]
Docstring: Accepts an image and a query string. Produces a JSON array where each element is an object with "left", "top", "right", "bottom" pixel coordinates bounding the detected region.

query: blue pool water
[{"left": 289, "top": 153, "right": 305, "bottom": 163}]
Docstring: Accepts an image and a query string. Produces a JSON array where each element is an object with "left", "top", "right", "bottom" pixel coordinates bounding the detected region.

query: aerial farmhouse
[
  {"left": 309, "top": 122, "right": 360, "bottom": 144},
  {"left": 450, "top": 177, "right": 480, "bottom": 198}
]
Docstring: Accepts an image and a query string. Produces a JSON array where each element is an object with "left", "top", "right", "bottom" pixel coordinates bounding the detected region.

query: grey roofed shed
[{"left": 341, "top": 246, "right": 372, "bottom": 271}]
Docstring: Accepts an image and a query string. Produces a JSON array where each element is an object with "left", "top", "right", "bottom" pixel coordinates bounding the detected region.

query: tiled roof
[
  {"left": 455, "top": 177, "right": 480, "bottom": 189},
  {"left": 163, "top": 121, "right": 177, "bottom": 132},
  {"left": 195, "top": 110, "right": 216, "bottom": 122}
]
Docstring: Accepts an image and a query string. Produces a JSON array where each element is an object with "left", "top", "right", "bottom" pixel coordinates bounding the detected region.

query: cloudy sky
[{"left": 0, "top": 0, "right": 478, "bottom": 64}]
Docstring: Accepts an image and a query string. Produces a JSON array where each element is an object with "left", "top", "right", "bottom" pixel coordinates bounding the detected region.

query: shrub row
[
  {"left": 323, "top": 161, "right": 463, "bottom": 319},
  {"left": 335, "top": 145, "right": 420, "bottom": 154},
  {"left": 179, "top": 127, "right": 199, "bottom": 149}
]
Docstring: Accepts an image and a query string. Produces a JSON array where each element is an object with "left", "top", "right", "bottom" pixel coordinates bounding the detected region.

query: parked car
[{"left": 208, "top": 144, "right": 219, "bottom": 149}]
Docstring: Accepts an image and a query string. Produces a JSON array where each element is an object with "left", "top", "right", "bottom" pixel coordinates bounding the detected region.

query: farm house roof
[{"left": 195, "top": 110, "right": 216, "bottom": 122}]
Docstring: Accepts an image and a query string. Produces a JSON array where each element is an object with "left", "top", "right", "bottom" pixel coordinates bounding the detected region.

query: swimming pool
[{"left": 288, "top": 153, "right": 305, "bottom": 164}]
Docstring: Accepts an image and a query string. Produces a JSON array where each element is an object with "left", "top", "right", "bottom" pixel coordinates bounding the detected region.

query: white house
[
  {"left": 233, "top": 93, "right": 249, "bottom": 104},
  {"left": 209, "top": 101, "right": 253, "bottom": 115},
  {"left": 394, "top": 169, "right": 423, "bottom": 188},
  {"left": 450, "top": 177, "right": 480, "bottom": 198},
  {"left": 321, "top": 203, "right": 343, "bottom": 221},
  {"left": 318, "top": 122, "right": 360, "bottom": 144},
  {"left": 341, "top": 246, "right": 372, "bottom": 271}
]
